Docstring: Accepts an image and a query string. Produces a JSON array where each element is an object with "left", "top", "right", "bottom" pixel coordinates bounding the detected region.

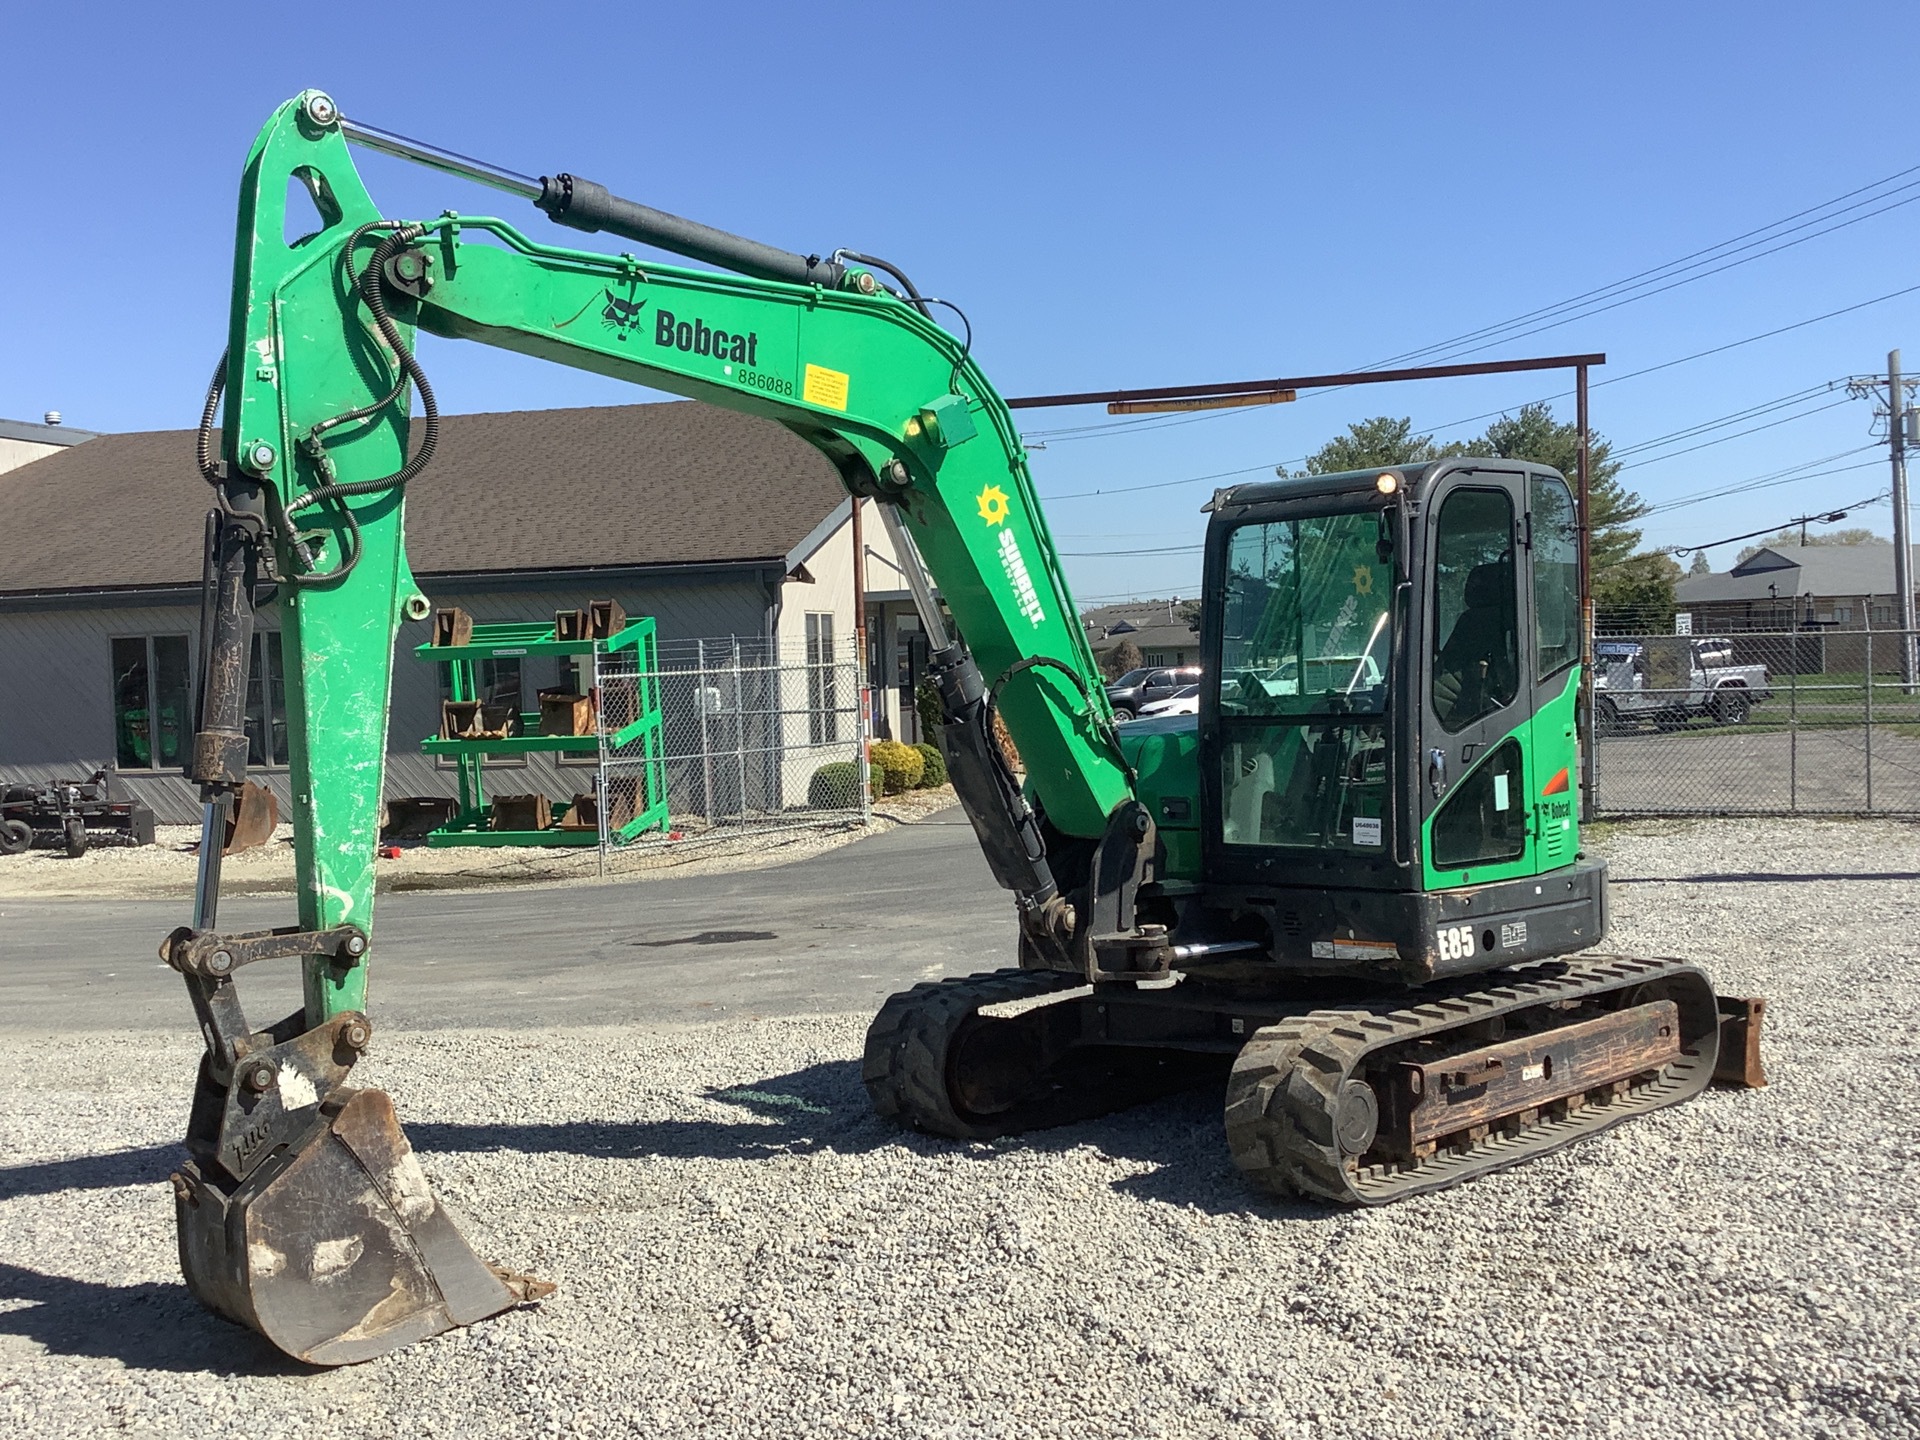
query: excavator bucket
[
  {"left": 221, "top": 781, "right": 279, "bottom": 856},
  {"left": 173, "top": 1086, "right": 551, "bottom": 1366}
]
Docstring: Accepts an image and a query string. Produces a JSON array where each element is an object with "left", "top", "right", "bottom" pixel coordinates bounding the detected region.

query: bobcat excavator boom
[{"left": 166, "top": 92, "right": 1759, "bottom": 1366}]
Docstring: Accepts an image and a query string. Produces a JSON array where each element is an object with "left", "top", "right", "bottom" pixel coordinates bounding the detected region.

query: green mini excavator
[{"left": 164, "top": 91, "right": 1759, "bottom": 1365}]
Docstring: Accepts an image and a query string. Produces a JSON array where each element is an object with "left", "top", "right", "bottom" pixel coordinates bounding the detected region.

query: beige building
[{"left": 0, "top": 414, "right": 93, "bottom": 475}]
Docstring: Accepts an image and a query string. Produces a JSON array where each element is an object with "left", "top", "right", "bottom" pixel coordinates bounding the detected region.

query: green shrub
[
  {"left": 912, "top": 742, "right": 948, "bottom": 789},
  {"left": 807, "top": 761, "right": 863, "bottom": 810},
  {"left": 915, "top": 677, "right": 944, "bottom": 738},
  {"left": 869, "top": 739, "right": 925, "bottom": 795}
]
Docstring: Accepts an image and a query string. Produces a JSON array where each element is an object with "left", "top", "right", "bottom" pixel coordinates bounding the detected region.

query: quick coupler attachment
[{"left": 166, "top": 924, "right": 550, "bottom": 1364}]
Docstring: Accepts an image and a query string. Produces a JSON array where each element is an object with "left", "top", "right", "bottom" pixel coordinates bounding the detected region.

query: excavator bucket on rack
[{"left": 173, "top": 1086, "right": 548, "bottom": 1365}]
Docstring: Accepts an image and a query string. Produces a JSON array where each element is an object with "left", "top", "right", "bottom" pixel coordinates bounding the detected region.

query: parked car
[
  {"left": 1135, "top": 683, "right": 1200, "bottom": 719},
  {"left": 1592, "top": 636, "right": 1772, "bottom": 732},
  {"left": 1106, "top": 665, "right": 1201, "bottom": 718}
]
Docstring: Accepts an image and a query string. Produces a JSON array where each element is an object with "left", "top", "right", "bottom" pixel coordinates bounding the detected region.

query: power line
[
  {"left": 1028, "top": 279, "right": 1920, "bottom": 451},
  {"left": 1641, "top": 450, "right": 1882, "bottom": 517},
  {"left": 1609, "top": 382, "right": 1836, "bottom": 457},
  {"left": 1024, "top": 169, "right": 1920, "bottom": 448},
  {"left": 1663, "top": 492, "right": 1889, "bottom": 557},
  {"left": 1059, "top": 543, "right": 1206, "bottom": 557},
  {"left": 1362, "top": 179, "right": 1920, "bottom": 370},
  {"left": 1033, "top": 280, "right": 1920, "bottom": 500},
  {"left": 1617, "top": 396, "right": 1856, "bottom": 471}
]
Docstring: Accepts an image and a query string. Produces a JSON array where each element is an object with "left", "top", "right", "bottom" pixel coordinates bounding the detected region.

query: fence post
[
  {"left": 733, "top": 637, "right": 747, "bottom": 824},
  {"left": 1865, "top": 629, "right": 1875, "bottom": 813},
  {"left": 595, "top": 637, "right": 609, "bottom": 877},
  {"left": 1788, "top": 638, "right": 1798, "bottom": 814}
]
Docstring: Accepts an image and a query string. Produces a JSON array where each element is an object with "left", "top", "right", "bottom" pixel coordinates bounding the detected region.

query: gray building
[
  {"left": 1677, "top": 542, "right": 1920, "bottom": 631},
  {"left": 0, "top": 400, "right": 919, "bottom": 823},
  {"left": 1082, "top": 598, "right": 1202, "bottom": 670}
]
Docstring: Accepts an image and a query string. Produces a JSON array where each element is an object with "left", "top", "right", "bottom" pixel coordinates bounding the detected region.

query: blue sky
[{"left": 4, "top": 3, "right": 1914, "bottom": 607}]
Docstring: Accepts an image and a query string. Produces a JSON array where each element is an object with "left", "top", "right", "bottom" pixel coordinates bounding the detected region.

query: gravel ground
[
  {"left": 0, "top": 787, "right": 959, "bottom": 901},
  {"left": 2, "top": 818, "right": 1916, "bottom": 1438}
]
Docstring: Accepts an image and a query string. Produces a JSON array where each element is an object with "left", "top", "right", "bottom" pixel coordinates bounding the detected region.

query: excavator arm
[{"left": 169, "top": 91, "right": 1157, "bottom": 1364}]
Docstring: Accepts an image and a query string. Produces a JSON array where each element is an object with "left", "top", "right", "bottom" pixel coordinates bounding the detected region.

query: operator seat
[{"left": 1434, "top": 557, "right": 1516, "bottom": 727}]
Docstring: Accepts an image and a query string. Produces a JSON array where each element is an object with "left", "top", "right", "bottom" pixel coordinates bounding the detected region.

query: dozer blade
[{"left": 173, "top": 1086, "right": 550, "bottom": 1365}]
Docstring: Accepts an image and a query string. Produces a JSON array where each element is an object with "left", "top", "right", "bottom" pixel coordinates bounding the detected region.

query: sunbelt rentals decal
[{"left": 977, "top": 484, "right": 1045, "bottom": 627}]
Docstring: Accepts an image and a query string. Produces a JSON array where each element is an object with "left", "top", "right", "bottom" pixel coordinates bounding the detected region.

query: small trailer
[{"left": 0, "top": 770, "right": 157, "bottom": 857}]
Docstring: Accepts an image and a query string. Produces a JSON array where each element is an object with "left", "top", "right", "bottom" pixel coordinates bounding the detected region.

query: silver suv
[{"left": 1105, "top": 665, "right": 1202, "bottom": 718}]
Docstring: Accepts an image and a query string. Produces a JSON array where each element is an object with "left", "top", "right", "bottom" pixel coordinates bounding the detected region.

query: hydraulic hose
[
  {"left": 275, "top": 223, "right": 441, "bottom": 587},
  {"left": 195, "top": 352, "right": 228, "bottom": 485}
]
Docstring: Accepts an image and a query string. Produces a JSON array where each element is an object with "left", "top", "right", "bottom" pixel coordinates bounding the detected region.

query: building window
[
  {"left": 245, "top": 631, "right": 290, "bottom": 767},
  {"left": 1873, "top": 604, "right": 1894, "bottom": 628},
  {"left": 805, "top": 613, "right": 838, "bottom": 744},
  {"left": 1834, "top": 605, "right": 1854, "bottom": 625},
  {"left": 111, "top": 635, "right": 192, "bottom": 771}
]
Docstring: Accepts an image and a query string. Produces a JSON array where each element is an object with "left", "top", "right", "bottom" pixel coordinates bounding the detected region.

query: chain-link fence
[
  {"left": 591, "top": 635, "right": 868, "bottom": 858},
  {"left": 1588, "top": 626, "right": 1920, "bottom": 816}
]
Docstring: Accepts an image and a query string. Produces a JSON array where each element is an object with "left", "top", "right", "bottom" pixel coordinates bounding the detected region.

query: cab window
[
  {"left": 1219, "top": 512, "right": 1393, "bottom": 719},
  {"left": 1431, "top": 739, "right": 1526, "bottom": 869},
  {"left": 1531, "top": 476, "right": 1579, "bottom": 681},
  {"left": 1432, "top": 489, "right": 1517, "bottom": 732}
]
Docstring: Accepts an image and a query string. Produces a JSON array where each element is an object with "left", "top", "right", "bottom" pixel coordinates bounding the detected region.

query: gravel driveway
[{"left": 1, "top": 819, "right": 1915, "bottom": 1438}]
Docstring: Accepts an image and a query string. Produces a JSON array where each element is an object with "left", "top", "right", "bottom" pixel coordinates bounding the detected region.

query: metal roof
[
  {"left": 0, "top": 401, "right": 846, "bottom": 597},
  {"left": 0, "top": 417, "right": 96, "bottom": 446},
  {"left": 1677, "top": 542, "right": 1920, "bottom": 604}
]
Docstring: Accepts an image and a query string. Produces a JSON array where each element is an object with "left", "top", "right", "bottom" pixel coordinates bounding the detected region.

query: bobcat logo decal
[{"left": 601, "top": 289, "right": 648, "bottom": 340}]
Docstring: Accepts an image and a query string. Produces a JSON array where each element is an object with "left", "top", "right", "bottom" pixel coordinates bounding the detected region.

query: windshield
[
  {"left": 1106, "top": 669, "right": 1149, "bottom": 689},
  {"left": 1218, "top": 510, "right": 1394, "bottom": 717}
]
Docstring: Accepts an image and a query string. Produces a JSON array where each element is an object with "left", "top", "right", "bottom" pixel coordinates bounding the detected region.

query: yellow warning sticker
[{"left": 803, "top": 363, "right": 850, "bottom": 411}]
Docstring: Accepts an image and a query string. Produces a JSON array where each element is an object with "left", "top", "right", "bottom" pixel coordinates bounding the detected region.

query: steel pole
[
  {"left": 1577, "top": 364, "right": 1596, "bottom": 823},
  {"left": 1891, "top": 350, "right": 1917, "bottom": 692},
  {"left": 851, "top": 497, "right": 869, "bottom": 742}
]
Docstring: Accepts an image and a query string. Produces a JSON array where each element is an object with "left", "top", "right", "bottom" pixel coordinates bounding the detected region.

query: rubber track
[
  {"left": 862, "top": 968, "right": 1085, "bottom": 1140},
  {"left": 1223, "top": 955, "right": 1719, "bottom": 1206}
]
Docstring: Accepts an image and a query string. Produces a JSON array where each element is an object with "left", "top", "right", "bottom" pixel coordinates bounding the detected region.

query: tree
[
  {"left": 1172, "top": 597, "right": 1202, "bottom": 627},
  {"left": 1296, "top": 403, "right": 1675, "bottom": 627},
  {"left": 1472, "top": 402, "right": 1667, "bottom": 626},
  {"left": 1734, "top": 527, "right": 1881, "bottom": 565},
  {"left": 1595, "top": 553, "right": 1682, "bottom": 633},
  {"left": 1688, "top": 551, "right": 1711, "bottom": 576},
  {"left": 1101, "top": 638, "right": 1142, "bottom": 680},
  {"left": 1295, "top": 416, "right": 1466, "bottom": 474},
  {"left": 1478, "top": 402, "right": 1641, "bottom": 569}
]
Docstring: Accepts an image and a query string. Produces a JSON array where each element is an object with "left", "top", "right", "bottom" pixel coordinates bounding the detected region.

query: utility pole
[
  {"left": 1847, "top": 352, "right": 1918, "bottom": 690},
  {"left": 1894, "top": 351, "right": 1917, "bottom": 691}
]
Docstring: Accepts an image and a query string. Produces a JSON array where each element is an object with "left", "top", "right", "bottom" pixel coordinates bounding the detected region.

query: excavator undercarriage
[{"left": 864, "top": 954, "right": 1750, "bottom": 1206}]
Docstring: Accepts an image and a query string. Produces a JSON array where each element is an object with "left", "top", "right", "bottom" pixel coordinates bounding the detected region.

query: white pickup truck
[{"left": 1592, "top": 636, "right": 1773, "bottom": 731}]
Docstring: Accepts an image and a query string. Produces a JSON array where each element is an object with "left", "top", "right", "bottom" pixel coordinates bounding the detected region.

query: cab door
[
  {"left": 1525, "top": 471, "right": 1583, "bottom": 873},
  {"left": 1420, "top": 470, "right": 1535, "bottom": 890}
]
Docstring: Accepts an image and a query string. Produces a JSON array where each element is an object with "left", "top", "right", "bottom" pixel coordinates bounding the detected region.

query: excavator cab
[{"left": 1194, "top": 459, "right": 1601, "bottom": 981}]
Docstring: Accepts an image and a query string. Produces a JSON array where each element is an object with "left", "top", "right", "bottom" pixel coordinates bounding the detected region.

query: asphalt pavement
[{"left": 0, "top": 814, "right": 1005, "bottom": 1033}]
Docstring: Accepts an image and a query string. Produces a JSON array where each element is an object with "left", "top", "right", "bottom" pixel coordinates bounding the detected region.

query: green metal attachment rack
[{"left": 414, "top": 617, "right": 669, "bottom": 847}]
